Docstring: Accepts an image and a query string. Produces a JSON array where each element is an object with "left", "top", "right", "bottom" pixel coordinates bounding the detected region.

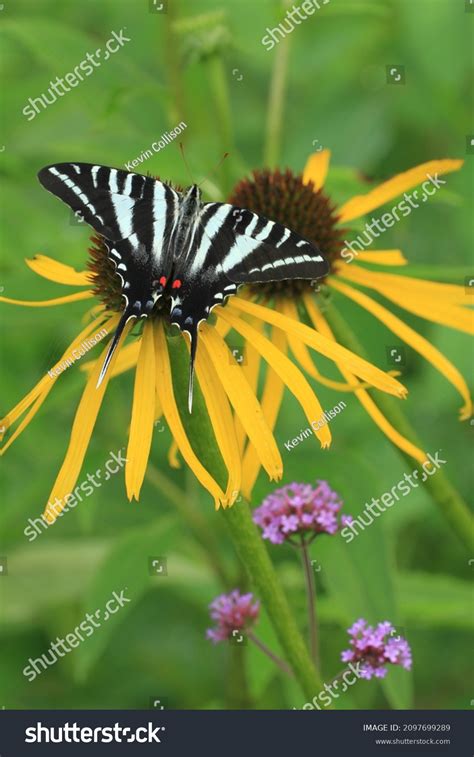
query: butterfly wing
[
  {"left": 169, "top": 202, "right": 328, "bottom": 410},
  {"left": 38, "top": 162, "right": 180, "bottom": 383},
  {"left": 218, "top": 205, "right": 329, "bottom": 283}
]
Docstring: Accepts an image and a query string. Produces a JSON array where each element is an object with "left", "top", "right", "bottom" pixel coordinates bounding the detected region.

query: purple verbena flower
[
  {"left": 206, "top": 590, "right": 260, "bottom": 643},
  {"left": 253, "top": 480, "right": 349, "bottom": 544},
  {"left": 341, "top": 618, "right": 412, "bottom": 680}
]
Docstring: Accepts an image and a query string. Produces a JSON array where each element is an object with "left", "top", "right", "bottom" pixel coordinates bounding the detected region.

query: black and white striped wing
[
  {"left": 171, "top": 202, "right": 328, "bottom": 334},
  {"left": 38, "top": 162, "right": 180, "bottom": 383},
  {"left": 214, "top": 205, "right": 329, "bottom": 283}
]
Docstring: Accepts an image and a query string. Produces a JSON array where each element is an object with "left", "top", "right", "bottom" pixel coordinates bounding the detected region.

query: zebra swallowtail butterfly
[{"left": 38, "top": 163, "right": 329, "bottom": 410}]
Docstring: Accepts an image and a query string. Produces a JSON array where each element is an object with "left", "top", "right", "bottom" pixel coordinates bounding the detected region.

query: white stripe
[
  {"left": 254, "top": 220, "right": 274, "bottom": 242},
  {"left": 54, "top": 169, "right": 103, "bottom": 224},
  {"left": 124, "top": 173, "right": 134, "bottom": 195},
  {"left": 244, "top": 214, "right": 259, "bottom": 237},
  {"left": 71, "top": 164, "right": 80, "bottom": 174},
  {"left": 296, "top": 240, "right": 307, "bottom": 248},
  {"left": 109, "top": 170, "right": 119, "bottom": 194},
  {"left": 152, "top": 182, "right": 168, "bottom": 261},
  {"left": 276, "top": 228, "right": 290, "bottom": 247},
  {"left": 221, "top": 234, "right": 261, "bottom": 272},
  {"left": 91, "top": 166, "right": 100, "bottom": 188},
  {"left": 113, "top": 197, "right": 134, "bottom": 239},
  {"left": 191, "top": 205, "right": 233, "bottom": 274}
]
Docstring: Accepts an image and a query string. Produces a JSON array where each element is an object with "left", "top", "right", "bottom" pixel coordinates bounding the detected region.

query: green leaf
[
  {"left": 397, "top": 572, "right": 474, "bottom": 630},
  {"left": 73, "top": 517, "right": 177, "bottom": 682},
  {"left": 0, "top": 539, "right": 107, "bottom": 628}
]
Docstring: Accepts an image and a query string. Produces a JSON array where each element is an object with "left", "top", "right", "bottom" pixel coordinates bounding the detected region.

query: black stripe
[{"left": 134, "top": 176, "right": 154, "bottom": 249}]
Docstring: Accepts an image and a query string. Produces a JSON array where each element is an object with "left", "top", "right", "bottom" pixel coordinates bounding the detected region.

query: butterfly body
[{"left": 38, "top": 162, "right": 329, "bottom": 409}]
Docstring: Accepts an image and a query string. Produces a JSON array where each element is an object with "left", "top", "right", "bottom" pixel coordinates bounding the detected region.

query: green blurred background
[{"left": 0, "top": 0, "right": 472, "bottom": 710}]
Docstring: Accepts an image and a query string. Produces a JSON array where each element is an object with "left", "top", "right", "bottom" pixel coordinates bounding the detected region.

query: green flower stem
[
  {"left": 223, "top": 501, "right": 325, "bottom": 701},
  {"left": 324, "top": 302, "right": 473, "bottom": 551},
  {"left": 247, "top": 630, "right": 293, "bottom": 677},
  {"left": 299, "top": 537, "right": 320, "bottom": 668},
  {"left": 264, "top": 29, "right": 291, "bottom": 167}
]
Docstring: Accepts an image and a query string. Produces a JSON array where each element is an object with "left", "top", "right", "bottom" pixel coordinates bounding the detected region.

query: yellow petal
[
  {"left": 0, "top": 291, "right": 93, "bottom": 307},
  {"left": 125, "top": 321, "right": 156, "bottom": 500},
  {"left": 233, "top": 318, "right": 262, "bottom": 456},
  {"left": 43, "top": 317, "right": 129, "bottom": 523},
  {"left": 218, "top": 308, "right": 331, "bottom": 448},
  {"left": 228, "top": 298, "right": 407, "bottom": 398},
  {"left": 81, "top": 304, "right": 106, "bottom": 324},
  {"left": 196, "top": 339, "right": 242, "bottom": 506},
  {"left": 330, "top": 278, "right": 472, "bottom": 420},
  {"left": 278, "top": 298, "right": 370, "bottom": 392},
  {"left": 200, "top": 324, "right": 283, "bottom": 481},
  {"left": 81, "top": 340, "right": 140, "bottom": 378},
  {"left": 241, "top": 326, "right": 286, "bottom": 500},
  {"left": 337, "top": 159, "right": 464, "bottom": 222},
  {"left": 353, "top": 250, "right": 408, "bottom": 266},
  {"left": 307, "top": 302, "right": 427, "bottom": 464},
  {"left": 25, "top": 255, "right": 92, "bottom": 286},
  {"left": 303, "top": 149, "right": 331, "bottom": 191},
  {"left": 154, "top": 322, "right": 226, "bottom": 506},
  {"left": 338, "top": 270, "right": 474, "bottom": 335},
  {"left": 214, "top": 315, "right": 232, "bottom": 338},
  {"left": 1, "top": 314, "right": 116, "bottom": 454},
  {"left": 337, "top": 264, "right": 468, "bottom": 305}
]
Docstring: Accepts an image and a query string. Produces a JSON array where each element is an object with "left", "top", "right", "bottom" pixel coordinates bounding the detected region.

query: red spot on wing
[
  {"left": 159, "top": 276, "right": 167, "bottom": 286},
  {"left": 172, "top": 279, "right": 182, "bottom": 289}
]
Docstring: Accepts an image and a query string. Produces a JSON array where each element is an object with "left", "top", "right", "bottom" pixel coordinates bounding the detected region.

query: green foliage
[{"left": 0, "top": 0, "right": 472, "bottom": 711}]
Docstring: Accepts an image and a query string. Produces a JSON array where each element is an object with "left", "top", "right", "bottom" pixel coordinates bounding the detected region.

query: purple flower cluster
[
  {"left": 206, "top": 590, "right": 260, "bottom": 643},
  {"left": 253, "top": 481, "right": 351, "bottom": 544},
  {"left": 341, "top": 619, "right": 412, "bottom": 679}
]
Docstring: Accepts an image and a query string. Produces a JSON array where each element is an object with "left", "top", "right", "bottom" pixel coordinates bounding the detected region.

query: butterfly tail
[
  {"left": 187, "top": 329, "right": 199, "bottom": 413},
  {"left": 97, "top": 309, "right": 135, "bottom": 388}
]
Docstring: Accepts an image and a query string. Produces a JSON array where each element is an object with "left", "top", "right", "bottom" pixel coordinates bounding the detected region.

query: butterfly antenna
[
  {"left": 197, "top": 153, "right": 230, "bottom": 189},
  {"left": 97, "top": 309, "right": 135, "bottom": 388},
  {"left": 187, "top": 330, "right": 199, "bottom": 413},
  {"left": 179, "top": 142, "right": 195, "bottom": 186}
]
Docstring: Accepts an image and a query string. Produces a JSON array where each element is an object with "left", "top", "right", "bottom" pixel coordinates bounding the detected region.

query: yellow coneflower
[
  {"left": 227, "top": 153, "right": 472, "bottom": 497},
  {"left": 1, "top": 220, "right": 406, "bottom": 518}
]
